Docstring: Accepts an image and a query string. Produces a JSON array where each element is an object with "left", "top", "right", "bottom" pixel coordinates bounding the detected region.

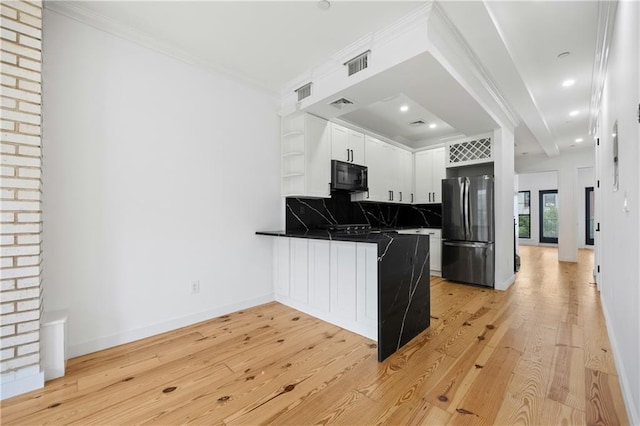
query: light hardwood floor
[{"left": 1, "top": 246, "right": 629, "bottom": 425}]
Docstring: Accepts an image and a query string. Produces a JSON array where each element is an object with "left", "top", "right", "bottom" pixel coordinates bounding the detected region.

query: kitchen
[
  {"left": 258, "top": 110, "right": 498, "bottom": 360},
  {"left": 1, "top": 0, "right": 638, "bottom": 424}
]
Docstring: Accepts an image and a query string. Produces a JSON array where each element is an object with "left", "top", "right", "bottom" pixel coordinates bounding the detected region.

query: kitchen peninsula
[{"left": 257, "top": 228, "right": 430, "bottom": 361}]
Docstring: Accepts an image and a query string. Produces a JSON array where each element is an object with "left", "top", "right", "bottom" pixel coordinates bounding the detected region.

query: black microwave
[{"left": 331, "top": 160, "right": 368, "bottom": 192}]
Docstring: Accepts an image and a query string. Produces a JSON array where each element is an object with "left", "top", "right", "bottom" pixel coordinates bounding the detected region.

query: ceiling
[
  {"left": 60, "top": 1, "right": 600, "bottom": 157},
  {"left": 305, "top": 52, "right": 496, "bottom": 148},
  {"left": 66, "top": 1, "right": 422, "bottom": 93}
]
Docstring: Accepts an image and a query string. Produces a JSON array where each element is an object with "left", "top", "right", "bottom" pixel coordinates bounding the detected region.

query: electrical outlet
[{"left": 191, "top": 280, "right": 200, "bottom": 294}]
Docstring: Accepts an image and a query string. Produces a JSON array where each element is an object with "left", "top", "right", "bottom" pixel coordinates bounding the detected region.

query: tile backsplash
[{"left": 286, "top": 191, "right": 441, "bottom": 231}]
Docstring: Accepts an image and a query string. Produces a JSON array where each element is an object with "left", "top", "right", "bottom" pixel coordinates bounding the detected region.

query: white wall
[
  {"left": 515, "top": 148, "right": 594, "bottom": 261},
  {"left": 516, "top": 171, "right": 558, "bottom": 245},
  {"left": 42, "top": 11, "right": 282, "bottom": 357},
  {"left": 595, "top": 1, "right": 640, "bottom": 423}
]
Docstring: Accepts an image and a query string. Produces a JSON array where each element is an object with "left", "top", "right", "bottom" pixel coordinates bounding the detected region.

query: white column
[{"left": 493, "top": 127, "right": 515, "bottom": 290}]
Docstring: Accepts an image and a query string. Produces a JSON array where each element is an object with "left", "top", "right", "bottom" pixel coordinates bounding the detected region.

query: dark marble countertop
[{"left": 256, "top": 229, "right": 430, "bottom": 243}]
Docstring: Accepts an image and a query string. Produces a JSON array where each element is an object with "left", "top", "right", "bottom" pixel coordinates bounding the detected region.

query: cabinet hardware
[
  {"left": 428, "top": 193, "right": 431, "bottom": 202},
  {"left": 399, "top": 192, "right": 403, "bottom": 202},
  {"left": 411, "top": 193, "right": 414, "bottom": 203},
  {"left": 366, "top": 190, "right": 369, "bottom": 199}
]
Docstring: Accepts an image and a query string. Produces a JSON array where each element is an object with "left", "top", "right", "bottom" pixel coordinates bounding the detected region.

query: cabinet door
[
  {"left": 398, "top": 149, "right": 413, "bottom": 204},
  {"left": 274, "top": 238, "right": 290, "bottom": 298},
  {"left": 289, "top": 238, "right": 309, "bottom": 303},
  {"left": 348, "top": 129, "right": 365, "bottom": 165},
  {"left": 308, "top": 240, "right": 331, "bottom": 312},
  {"left": 428, "top": 233, "right": 441, "bottom": 272},
  {"left": 382, "top": 144, "right": 397, "bottom": 202},
  {"left": 431, "top": 148, "right": 446, "bottom": 204},
  {"left": 330, "top": 242, "right": 357, "bottom": 321},
  {"left": 356, "top": 243, "right": 378, "bottom": 335},
  {"left": 331, "top": 123, "right": 349, "bottom": 163},
  {"left": 305, "top": 115, "right": 331, "bottom": 197},
  {"left": 364, "top": 136, "right": 386, "bottom": 202},
  {"left": 414, "top": 151, "right": 431, "bottom": 204}
]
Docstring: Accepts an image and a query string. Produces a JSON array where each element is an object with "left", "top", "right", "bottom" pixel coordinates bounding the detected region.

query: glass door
[
  {"left": 586, "top": 187, "right": 594, "bottom": 245},
  {"left": 539, "top": 190, "right": 558, "bottom": 244}
]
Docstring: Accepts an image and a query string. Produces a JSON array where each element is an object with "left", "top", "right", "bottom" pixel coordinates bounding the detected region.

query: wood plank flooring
[{"left": 1, "top": 246, "right": 629, "bottom": 425}]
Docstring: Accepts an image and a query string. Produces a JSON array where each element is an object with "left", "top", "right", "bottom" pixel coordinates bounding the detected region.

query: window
[
  {"left": 586, "top": 187, "right": 594, "bottom": 245},
  {"left": 539, "top": 190, "right": 559, "bottom": 243},
  {"left": 517, "top": 191, "right": 531, "bottom": 239}
]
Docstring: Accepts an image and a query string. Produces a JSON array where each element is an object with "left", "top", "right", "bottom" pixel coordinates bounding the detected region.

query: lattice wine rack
[{"left": 447, "top": 137, "right": 492, "bottom": 166}]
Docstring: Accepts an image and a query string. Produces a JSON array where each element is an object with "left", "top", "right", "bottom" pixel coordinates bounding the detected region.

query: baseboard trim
[
  {"left": 1, "top": 369, "right": 44, "bottom": 400},
  {"left": 68, "top": 294, "right": 275, "bottom": 358},
  {"left": 601, "top": 296, "right": 640, "bottom": 426},
  {"left": 495, "top": 274, "right": 516, "bottom": 291}
]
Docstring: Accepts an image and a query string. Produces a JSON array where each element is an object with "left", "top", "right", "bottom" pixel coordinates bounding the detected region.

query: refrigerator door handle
[
  {"left": 459, "top": 179, "right": 466, "bottom": 239},
  {"left": 443, "top": 241, "right": 490, "bottom": 249},
  {"left": 464, "top": 177, "right": 471, "bottom": 240}
]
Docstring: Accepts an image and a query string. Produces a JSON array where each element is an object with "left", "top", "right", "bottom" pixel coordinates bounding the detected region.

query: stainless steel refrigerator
[{"left": 441, "top": 176, "right": 495, "bottom": 287}]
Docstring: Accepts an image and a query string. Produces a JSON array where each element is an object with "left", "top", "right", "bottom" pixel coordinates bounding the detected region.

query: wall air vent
[
  {"left": 344, "top": 50, "right": 370, "bottom": 76},
  {"left": 295, "top": 82, "right": 312, "bottom": 102},
  {"left": 329, "top": 97, "right": 354, "bottom": 110},
  {"left": 409, "top": 120, "right": 426, "bottom": 126}
]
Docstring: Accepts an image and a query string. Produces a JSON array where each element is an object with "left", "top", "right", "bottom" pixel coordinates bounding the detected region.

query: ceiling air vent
[
  {"left": 344, "top": 50, "right": 370, "bottom": 76},
  {"left": 409, "top": 120, "right": 426, "bottom": 127},
  {"left": 329, "top": 97, "right": 354, "bottom": 110},
  {"left": 295, "top": 82, "right": 312, "bottom": 102}
]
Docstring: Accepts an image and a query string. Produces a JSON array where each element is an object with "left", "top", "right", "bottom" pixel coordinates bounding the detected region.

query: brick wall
[{"left": 0, "top": 0, "right": 44, "bottom": 393}]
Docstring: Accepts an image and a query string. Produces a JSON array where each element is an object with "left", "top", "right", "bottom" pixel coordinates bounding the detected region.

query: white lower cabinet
[
  {"left": 330, "top": 241, "right": 357, "bottom": 321},
  {"left": 290, "top": 238, "right": 309, "bottom": 304},
  {"left": 396, "top": 228, "right": 441, "bottom": 274},
  {"left": 308, "top": 240, "right": 331, "bottom": 312},
  {"left": 273, "top": 237, "right": 290, "bottom": 297},
  {"left": 427, "top": 230, "right": 442, "bottom": 274},
  {"left": 356, "top": 243, "right": 378, "bottom": 332},
  {"left": 273, "top": 237, "right": 378, "bottom": 341}
]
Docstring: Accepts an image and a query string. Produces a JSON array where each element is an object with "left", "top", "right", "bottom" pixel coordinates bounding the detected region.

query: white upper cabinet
[
  {"left": 414, "top": 147, "right": 446, "bottom": 204},
  {"left": 281, "top": 114, "right": 331, "bottom": 198},
  {"left": 363, "top": 135, "right": 387, "bottom": 202},
  {"left": 352, "top": 136, "right": 413, "bottom": 204},
  {"left": 398, "top": 148, "right": 413, "bottom": 204},
  {"left": 331, "top": 123, "right": 365, "bottom": 166}
]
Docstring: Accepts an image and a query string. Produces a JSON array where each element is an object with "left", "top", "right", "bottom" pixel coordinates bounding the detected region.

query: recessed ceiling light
[
  {"left": 557, "top": 51, "right": 571, "bottom": 58},
  {"left": 562, "top": 79, "right": 575, "bottom": 87},
  {"left": 400, "top": 105, "right": 409, "bottom": 112},
  {"left": 429, "top": 123, "right": 437, "bottom": 129},
  {"left": 317, "top": 0, "right": 330, "bottom": 10},
  {"left": 575, "top": 138, "right": 584, "bottom": 143},
  {"left": 569, "top": 110, "right": 579, "bottom": 117}
]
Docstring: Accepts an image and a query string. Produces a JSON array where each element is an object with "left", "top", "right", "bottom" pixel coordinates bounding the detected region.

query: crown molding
[
  {"left": 588, "top": 0, "right": 618, "bottom": 136},
  {"left": 44, "top": 1, "right": 280, "bottom": 100},
  {"left": 431, "top": 2, "right": 520, "bottom": 130}
]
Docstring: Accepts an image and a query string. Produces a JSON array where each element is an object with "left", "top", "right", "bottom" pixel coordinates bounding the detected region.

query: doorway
[
  {"left": 539, "top": 190, "right": 559, "bottom": 244},
  {"left": 585, "top": 187, "right": 594, "bottom": 246}
]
